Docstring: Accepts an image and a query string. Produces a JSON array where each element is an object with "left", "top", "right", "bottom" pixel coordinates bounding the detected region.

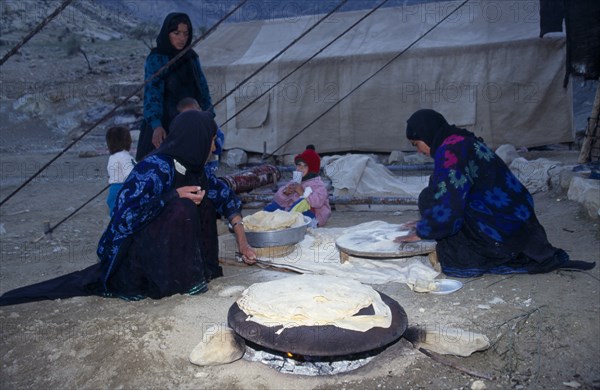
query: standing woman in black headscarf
[
  {"left": 136, "top": 12, "right": 214, "bottom": 160},
  {"left": 397, "top": 109, "right": 595, "bottom": 277},
  {"left": 0, "top": 111, "right": 256, "bottom": 305}
]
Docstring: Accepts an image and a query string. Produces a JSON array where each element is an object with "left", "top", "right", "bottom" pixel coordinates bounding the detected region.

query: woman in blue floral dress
[
  {"left": 0, "top": 111, "right": 256, "bottom": 305},
  {"left": 398, "top": 109, "right": 595, "bottom": 277}
]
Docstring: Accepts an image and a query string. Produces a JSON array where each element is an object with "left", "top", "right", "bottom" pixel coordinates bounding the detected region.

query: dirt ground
[
  {"left": 0, "top": 28, "right": 599, "bottom": 390},
  {"left": 0, "top": 146, "right": 599, "bottom": 390}
]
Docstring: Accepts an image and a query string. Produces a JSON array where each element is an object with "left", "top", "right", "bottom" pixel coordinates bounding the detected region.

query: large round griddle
[
  {"left": 335, "top": 223, "right": 436, "bottom": 258},
  {"left": 228, "top": 292, "right": 407, "bottom": 356}
]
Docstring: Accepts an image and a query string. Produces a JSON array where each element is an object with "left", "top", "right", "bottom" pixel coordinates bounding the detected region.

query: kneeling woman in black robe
[
  {"left": 0, "top": 110, "right": 257, "bottom": 305},
  {"left": 398, "top": 109, "right": 594, "bottom": 278}
]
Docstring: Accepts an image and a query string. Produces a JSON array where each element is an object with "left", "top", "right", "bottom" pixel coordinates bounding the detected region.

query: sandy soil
[
  {"left": 0, "top": 147, "right": 598, "bottom": 390},
  {"left": 0, "top": 32, "right": 598, "bottom": 390}
]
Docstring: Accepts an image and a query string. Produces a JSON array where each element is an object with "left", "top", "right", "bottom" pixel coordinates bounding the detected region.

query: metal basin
[{"left": 245, "top": 216, "right": 311, "bottom": 248}]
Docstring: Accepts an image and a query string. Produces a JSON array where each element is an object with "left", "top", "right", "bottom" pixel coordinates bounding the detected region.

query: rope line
[
  {"left": 38, "top": 0, "right": 346, "bottom": 234},
  {"left": 1, "top": 0, "right": 342, "bottom": 207},
  {"left": 3, "top": 0, "right": 468, "bottom": 239},
  {"left": 211, "top": 0, "right": 349, "bottom": 111},
  {"left": 0, "top": 0, "right": 75, "bottom": 66},
  {"left": 267, "top": 0, "right": 470, "bottom": 158},
  {"left": 45, "top": 184, "right": 110, "bottom": 235},
  {"left": 0, "top": 0, "right": 248, "bottom": 208},
  {"left": 219, "top": 0, "right": 390, "bottom": 129}
]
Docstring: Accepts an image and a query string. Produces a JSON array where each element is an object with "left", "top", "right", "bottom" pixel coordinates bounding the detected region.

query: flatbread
[
  {"left": 237, "top": 274, "right": 392, "bottom": 333},
  {"left": 243, "top": 210, "right": 304, "bottom": 232}
]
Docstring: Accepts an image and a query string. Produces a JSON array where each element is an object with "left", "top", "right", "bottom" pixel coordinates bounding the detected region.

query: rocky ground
[{"left": 1, "top": 3, "right": 599, "bottom": 389}]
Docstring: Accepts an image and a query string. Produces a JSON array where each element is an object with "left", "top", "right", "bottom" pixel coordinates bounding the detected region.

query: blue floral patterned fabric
[
  {"left": 97, "top": 154, "right": 241, "bottom": 294},
  {"left": 411, "top": 134, "right": 571, "bottom": 277},
  {"left": 416, "top": 134, "right": 535, "bottom": 245}
]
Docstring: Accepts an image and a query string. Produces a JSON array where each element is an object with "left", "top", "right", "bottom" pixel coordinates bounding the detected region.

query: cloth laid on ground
[
  {"left": 222, "top": 221, "right": 439, "bottom": 288},
  {"left": 322, "top": 154, "right": 429, "bottom": 198},
  {"left": 509, "top": 157, "right": 562, "bottom": 194}
]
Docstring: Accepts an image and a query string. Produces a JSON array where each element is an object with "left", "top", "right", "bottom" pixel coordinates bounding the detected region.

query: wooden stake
[{"left": 578, "top": 82, "right": 600, "bottom": 164}]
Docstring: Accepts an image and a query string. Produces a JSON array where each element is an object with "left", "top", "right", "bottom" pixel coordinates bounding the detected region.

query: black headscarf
[
  {"left": 154, "top": 13, "right": 195, "bottom": 58},
  {"left": 152, "top": 13, "right": 200, "bottom": 100},
  {"left": 154, "top": 110, "right": 217, "bottom": 173},
  {"left": 405, "top": 109, "right": 480, "bottom": 155}
]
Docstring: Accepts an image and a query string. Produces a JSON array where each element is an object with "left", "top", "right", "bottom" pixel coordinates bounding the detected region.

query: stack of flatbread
[
  {"left": 237, "top": 274, "right": 392, "bottom": 334},
  {"left": 243, "top": 210, "right": 304, "bottom": 232}
]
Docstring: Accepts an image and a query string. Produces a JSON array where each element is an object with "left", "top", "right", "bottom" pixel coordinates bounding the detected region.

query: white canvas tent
[{"left": 199, "top": 0, "right": 573, "bottom": 156}]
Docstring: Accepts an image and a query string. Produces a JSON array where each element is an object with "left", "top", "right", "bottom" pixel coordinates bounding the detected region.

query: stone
[
  {"left": 495, "top": 144, "right": 519, "bottom": 165},
  {"left": 78, "top": 148, "right": 99, "bottom": 158},
  {"left": 388, "top": 150, "right": 405, "bottom": 164},
  {"left": 222, "top": 149, "right": 248, "bottom": 167},
  {"left": 419, "top": 326, "right": 490, "bottom": 357},
  {"left": 568, "top": 177, "right": 600, "bottom": 219},
  {"left": 553, "top": 166, "right": 581, "bottom": 192},
  {"left": 282, "top": 154, "right": 296, "bottom": 166},
  {"left": 247, "top": 154, "right": 273, "bottom": 166},
  {"left": 509, "top": 157, "right": 562, "bottom": 194},
  {"left": 404, "top": 152, "right": 432, "bottom": 165},
  {"left": 130, "top": 130, "right": 140, "bottom": 144},
  {"left": 471, "top": 380, "right": 487, "bottom": 390},
  {"left": 109, "top": 82, "right": 142, "bottom": 100},
  {"left": 12, "top": 93, "right": 50, "bottom": 116},
  {"left": 112, "top": 114, "right": 137, "bottom": 125},
  {"left": 189, "top": 327, "right": 245, "bottom": 366}
]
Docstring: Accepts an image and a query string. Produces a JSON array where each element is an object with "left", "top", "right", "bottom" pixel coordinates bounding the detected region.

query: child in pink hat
[{"left": 264, "top": 145, "right": 332, "bottom": 227}]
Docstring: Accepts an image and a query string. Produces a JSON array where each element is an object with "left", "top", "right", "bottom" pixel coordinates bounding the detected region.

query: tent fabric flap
[{"left": 201, "top": 0, "right": 573, "bottom": 156}]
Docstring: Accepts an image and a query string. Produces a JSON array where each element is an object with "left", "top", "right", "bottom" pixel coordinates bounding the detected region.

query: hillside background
[{"left": 0, "top": 0, "right": 596, "bottom": 155}]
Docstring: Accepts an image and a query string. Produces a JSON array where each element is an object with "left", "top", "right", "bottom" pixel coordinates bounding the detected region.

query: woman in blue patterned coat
[
  {"left": 136, "top": 12, "right": 214, "bottom": 160},
  {"left": 398, "top": 109, "right": 595, "bottom": 278},
  {"left": 0, "top": 111, "right": 256, "bottom": 305}
]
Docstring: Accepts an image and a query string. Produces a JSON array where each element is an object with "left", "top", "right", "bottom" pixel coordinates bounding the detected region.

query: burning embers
[
  {"left": 227, "top": 275, "right": 408, "bottom": 375},
  {"left": 243, "top": 340, "right": 381, "bottom": 376}
]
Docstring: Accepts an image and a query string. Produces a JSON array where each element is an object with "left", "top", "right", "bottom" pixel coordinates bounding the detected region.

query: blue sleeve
[
  {"left": 143, "top": 53, "right": 169, "bottom": 130},
  {"left": 416, "top": 142, "right": 471, "bottom": 240},
  {"left": 111, "top": 156, "right": 177, "bottom": 238},
  {"left": 214, "top": 127, "right": 225, "bottom": 156},
  {"left": 205, "top": 168, "right": 241, "bottom": 220},
  {"left": 194, "top": 57, "right": 215, "bottom": 116}
]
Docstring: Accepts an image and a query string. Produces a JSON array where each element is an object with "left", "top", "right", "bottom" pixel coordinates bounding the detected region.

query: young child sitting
[
  {"left": 264, "top": 145, "right": 332, "bottom": 227},
  {"left": 105, "top": 126, "right": 136, "bottom": 215}
]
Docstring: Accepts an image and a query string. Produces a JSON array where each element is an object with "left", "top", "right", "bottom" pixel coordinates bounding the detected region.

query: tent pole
[{"left": 578, "top": 82, "right": 600, "bottom": 163}]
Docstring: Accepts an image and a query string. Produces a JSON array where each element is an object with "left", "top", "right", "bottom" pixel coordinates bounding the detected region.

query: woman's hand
[
  {"left": 152, "top": 126, "right": 167, "bottom": 148},
  {"left": 403, "top": 220, "right": 419, "bottom": 229},
  {"left": 239, "top": 244, "right": 257, "bottom": 265},
  {"left": 230, "top": 216, "right": 257, "bottom": 265},
  {"left": 284, "top": 183, "right": 302, "bottom": 196},
  {"left": 282, "top": 184, "right": 294, "bottom": 195},
  {"left": 176, "top": 185, "right": 205, "bottom": 205},
  {"left": 394, "top": 231, "right": 421, "bottom": 243}
]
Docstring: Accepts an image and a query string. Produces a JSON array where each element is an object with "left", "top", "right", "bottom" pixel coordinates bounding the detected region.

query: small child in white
[{"left": 105, "top": 126, "right": 136, "bottom": 215}]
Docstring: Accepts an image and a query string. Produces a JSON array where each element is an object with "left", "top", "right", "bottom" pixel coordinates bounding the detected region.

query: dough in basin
[{"left": 243, "top": 210, "right": 304, "bottom": 232}]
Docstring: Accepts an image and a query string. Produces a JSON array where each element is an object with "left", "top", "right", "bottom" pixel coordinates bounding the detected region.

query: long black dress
[{"left": 0, "top": 111, "right": 242, "bottom": 305}]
